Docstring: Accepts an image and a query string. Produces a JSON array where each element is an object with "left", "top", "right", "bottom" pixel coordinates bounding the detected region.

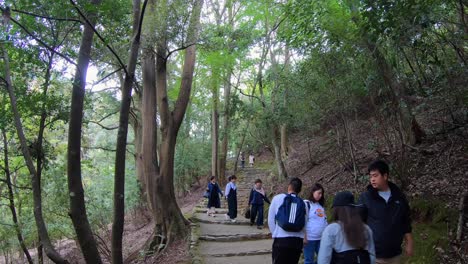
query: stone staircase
[{"left": 191, "top": 167, "right": 273, "bottom": 264}]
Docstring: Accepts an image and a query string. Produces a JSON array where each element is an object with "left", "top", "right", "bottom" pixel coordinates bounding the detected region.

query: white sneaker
[
  {"left": 231, "top": 219, "right": 236, "bottom": 223},
  {"left": 225, "top": 214, "right": 229, "bottom": 220}
]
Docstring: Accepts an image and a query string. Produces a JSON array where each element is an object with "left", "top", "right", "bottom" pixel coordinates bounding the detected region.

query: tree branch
[
  {"left": 92, "top": 67, "right": 123, "bottom": 85},
  {"left": 12, "top": 9, "right": 82, "bottom": 23},
  {"left": 165, "top": 42, "right": 197, "bottom": 60},
  {"left": 87, "top": 120, "right": 119, "bottom": 130},
  {"left": 0, "top": 179, "right": 32, "bottom": 190},
  {"left": 0, "top": 7, "right": 77, "bottom": 66},
  {"left": 69, "top": 0, "right": 129, "bottom": 77}
]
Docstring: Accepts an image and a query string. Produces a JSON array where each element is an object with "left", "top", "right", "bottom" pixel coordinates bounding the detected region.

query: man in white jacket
[{"left": 268, "top": 177, "right": 307, "bottom": 264}]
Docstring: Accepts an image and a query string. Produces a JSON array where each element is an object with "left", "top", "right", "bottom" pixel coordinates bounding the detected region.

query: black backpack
[{"left": 331, "top": 249, "right": 370, "bottom": 264}]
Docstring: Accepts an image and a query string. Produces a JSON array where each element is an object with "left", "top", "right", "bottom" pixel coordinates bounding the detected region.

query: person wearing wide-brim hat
[{"left": 317, "top": 191, "right": 376, "bottom": 264}]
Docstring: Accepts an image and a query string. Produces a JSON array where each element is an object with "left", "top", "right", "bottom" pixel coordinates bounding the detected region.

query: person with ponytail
[{"left": 318, "top": 191, "right": 375, "bottom": 264}]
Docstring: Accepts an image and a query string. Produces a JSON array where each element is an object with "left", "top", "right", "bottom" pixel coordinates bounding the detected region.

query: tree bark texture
[
  {"left": 272, "top": 126, "right": 288, "bottom": 179},
  {"left": 219, "top": 71, "right": 231, "bottom": 185},
  {"left": 66, "top": 0, "right": 103, "bottom": 263},
  {"left": 2, "top": 130, "right": 33, "bottom": 264},
  {"left": 211, "top": 69, "right": 219, "bottom": 179},
  {"left": 2, "top": 44, "right": 68, "bottom": 264},
  {"left": 111, "top": 0, "right": 146, "bottom": 263}
]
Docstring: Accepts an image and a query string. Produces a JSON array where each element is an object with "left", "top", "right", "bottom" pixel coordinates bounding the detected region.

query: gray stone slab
[
  {"left": 192, "top": 213, "right": 251, "bottom": 225},
  {"left": 199, "top": 239, "right": 272, "bottom": 257},
  {"left": 204, "top": 254, "right": 271, "bottom": 264}
]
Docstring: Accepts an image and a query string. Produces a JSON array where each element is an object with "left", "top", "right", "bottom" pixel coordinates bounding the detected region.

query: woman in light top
[
  {"left": 303, "top": 183, "right": 328, "bottom": 264},
  {"left": 225, "top": 175, "right": 238, "bottom": 222},
  {"left": 318, "top": 191, "right": 375, "bottom": 264}
]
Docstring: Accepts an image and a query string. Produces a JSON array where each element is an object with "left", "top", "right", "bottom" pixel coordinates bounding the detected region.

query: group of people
[
  {"left": 268, "top": 160, "right": 413, "bottom": 264},
  {"left": 240, "top": 152, "right": 255, "bottom": 168},
  {"left": 205, "top": 175, "right": 270, "bottom": 227},
  {"left": 204, "top": 159, "right": 413, "bottom": 264}
]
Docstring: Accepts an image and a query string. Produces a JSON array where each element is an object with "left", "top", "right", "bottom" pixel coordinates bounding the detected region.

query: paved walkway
[{"left": 192, "top": 167, "right": 273, "bottom": 264}]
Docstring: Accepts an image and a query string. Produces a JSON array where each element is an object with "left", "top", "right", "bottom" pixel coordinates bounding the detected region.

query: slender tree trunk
[
  {"left": 141, "top": 46, "right": 159, "bottom": 216},
  {"left": 111, "top": 0, "right": 146, "bottom": 263},
  {"left": 66, "top": 0, "right": 103, "bottom": 263},
  {"left": 367, "top": 41, "right": 425, "bottom": 145},
  {"left": 211, "top": 72, "right": 219, "bottom": 179},
  {"left": 2, "top": 130, "right": 33, "bottom": 264},
  {"left": 272, "top": 126, "right": 288, "bottom": 179},
  {"left": 2, "top": 44, "right": 68, "bottom": 264},
  {"left": 233, "top": 123, "right": 249, "bottom": 173},
  {"left": 219, "top": 71, "right": 231, "bottom": 183},
  {"left": 35, "top": 52, "right": 54, "bottom": 264}
]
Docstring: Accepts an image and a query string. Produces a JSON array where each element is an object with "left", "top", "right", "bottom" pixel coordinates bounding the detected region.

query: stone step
[
  {"left": 199, "top": 233, "right": 271, "bottom": 242},
  {"left": 199, "top": 223, "right": 270, "bottom": 242},
  {"left": 200, "top": 239, "right": 272, "bottom": 257},
  {"left": 203, "top": 254, "right": 271, "bottom": 264},
  {"left": 191, "top": 213, "right": 251, "bottom": 225},
  {"left": 195, "top": 207, "right": 228, "bottom": 214}
]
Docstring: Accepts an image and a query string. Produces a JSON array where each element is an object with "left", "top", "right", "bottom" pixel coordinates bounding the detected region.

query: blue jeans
[{"left": 303, "top": 240, "right": 320, "bottom": 264}]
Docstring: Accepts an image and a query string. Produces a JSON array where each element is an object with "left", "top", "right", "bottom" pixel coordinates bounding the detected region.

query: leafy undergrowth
[{"left": 403, "top": 198, "right": 457, "bottom": 264}]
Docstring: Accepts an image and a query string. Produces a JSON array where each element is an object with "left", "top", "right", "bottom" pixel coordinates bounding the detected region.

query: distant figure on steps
[
  {"left": 225, "top": 175, "right": 238, "bottom": 222},
  {"left": 206, "top": 176, "right": 223, "bottom": 217},
  {"left": 249, "top": 153, "right": 255, "bottom": 167},
  {"left": 240, "top": 152, "right": 246, "bottom": 169},
  {"left": 249, "top": 178, "right": 271, "bottom": 229}
]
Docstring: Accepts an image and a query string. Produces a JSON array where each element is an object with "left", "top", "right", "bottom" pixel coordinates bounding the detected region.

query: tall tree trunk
[
  {"left": 150, "top": 0, "right": 203, "bottom": 248},
  {"left": 141, "top": 44, "right": 159, "bottom": 216},
  {"left": 219, "top": 71, "right": 231, "bottom": 183},
  {"left": 366, "top": 41, "right": 425, "bottom": 145},
  {"left": 211, "top": 71, "right": 219, "bottom": 179},
  {"left": 111, "top": 0, "right": 146, "bottom": 263},
  {"left": 2, "top": 44, "right": 68, "bottom": 264},
  {"left": 2, "top": 130, "right": 33, "bottom": 264},
  {"left": 67, "top": 0, "right": 103, "bottom": 262},
  {"left": 272, "top": 126, "right": 288, "bottom": 179},
  {"left": 36, "top": 52, "right": 54, "bottom": 264},
  {"left": 280, "top": 125, "right": 288, "bottom": 159},
  {"left": 233, "top": 123, "right": 249, "bottom": 174}
]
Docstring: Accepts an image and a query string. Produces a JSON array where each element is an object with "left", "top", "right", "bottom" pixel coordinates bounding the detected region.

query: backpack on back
[{"left": 275, "top": 194, "right": 306, "bottom": 232}]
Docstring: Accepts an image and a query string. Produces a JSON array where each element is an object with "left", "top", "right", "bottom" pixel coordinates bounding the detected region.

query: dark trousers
[
  {"left": 227, "top": 194, "right": 237, "bottom": 219},
  {"left": 250, "top": 204, "right": 264, "bottom": 226},
  {"left": 272, "top": 237, "right": 303, "bottom": 264}
]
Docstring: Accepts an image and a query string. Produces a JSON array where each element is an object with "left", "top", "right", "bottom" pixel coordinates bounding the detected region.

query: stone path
[{"left": 191, "top": 167, "right": 273, "bottom": 264}]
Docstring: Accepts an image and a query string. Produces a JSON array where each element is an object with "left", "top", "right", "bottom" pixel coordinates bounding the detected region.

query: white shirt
[
  {"left": 378, "top": 190, "right": 391, "bottom": 203},
  {"left": 268, "top": 193, "right": 307, "bottom": 238},
  {"left": 304, "top": 200, "right": 328, "bottom": 241},
  {"left": 249, "top": 155, "right": 254, "bottom": 163},
  {"left": 225, "top": 182, "right": 237, "bottom": 198}
]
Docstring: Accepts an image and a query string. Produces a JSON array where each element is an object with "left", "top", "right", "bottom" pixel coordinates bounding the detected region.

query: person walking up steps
[
  {"left": 206, "top": 176, "right": 223, "bottom": 217},
  {"left": 303, "top": 183, "right": 328, "bottom": 264},
  {"left": 318, "top": 191, "right": 375, "bottom": 264},
  {"left": 358, "top": 160, "right": 413, "bottom": 264},
  {"left": 249, "top": 153, "right": 255, "bottom": 167},
  {"left": 249, "top": 179, "right": 271, "bottom": 229},
  {"left": 268, "top": 177, "right": 307, "bottom": 264},
  {"left": 240, "top": 152, "right": 246, "bottom": 169},
  {"left": 225, "top": 175, "right": 238, "bottom": 222}
]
